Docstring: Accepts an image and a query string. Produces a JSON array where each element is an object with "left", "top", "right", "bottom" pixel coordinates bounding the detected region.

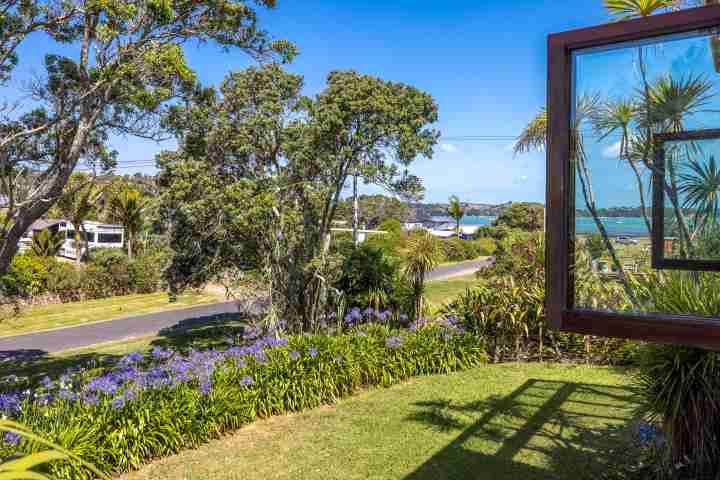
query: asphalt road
[
  {"left": 427, "top": 257, "right": 494, "bottom": 281},
  {"left": 0, "top": 259, "right": 493, "bottom": 355},
  {"left": 0, "top": 301, "right": 240, "bottom": 355}
]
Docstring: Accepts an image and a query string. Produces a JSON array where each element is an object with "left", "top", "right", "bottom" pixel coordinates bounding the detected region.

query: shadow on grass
[
  {"left": 403, "top": 379, "right": 642, "bottom": 480},
  {"left": 0, "top": 313, "right": 250, "bottom": 390}
]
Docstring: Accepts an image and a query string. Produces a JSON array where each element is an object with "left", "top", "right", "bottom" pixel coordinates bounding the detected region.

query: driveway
[{"left": 427, "top": 257, "right": 494, "bottom": 281}]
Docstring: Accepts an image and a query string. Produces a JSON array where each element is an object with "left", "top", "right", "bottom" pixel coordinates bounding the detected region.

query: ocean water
[{"left": 462, "top": 216, "right": 650, "bottom": 237}]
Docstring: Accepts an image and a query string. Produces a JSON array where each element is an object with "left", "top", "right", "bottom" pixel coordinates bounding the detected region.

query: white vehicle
[
  {"left": 19, "top": 219, "right": 125, "bottom": 259},
  {"left": 615, "top": 236, "right": 638, "bottom": 245}
]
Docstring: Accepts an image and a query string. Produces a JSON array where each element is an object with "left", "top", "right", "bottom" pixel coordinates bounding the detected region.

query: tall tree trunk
[
  {"left": 576, "top": 147, "right": 639, "bottom": 306},
  {"left": 127, "top": 228, "right": 133, "bottom": 260},
  {"left": 352, "top": 169, "right": 359, "bottom": 246},
  {"left": 0, "top": 112, "right": 98, "bottom": 275}
]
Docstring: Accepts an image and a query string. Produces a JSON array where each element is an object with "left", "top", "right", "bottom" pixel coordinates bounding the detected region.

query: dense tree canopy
[
  {"left": 158, "top": 64, "right": 438, "bottom": 329},
  {"left": 494, "top": 203, "right": 545, "bottom": 232},
  {"left": 0, "top": 0, "right": 294, "bottom": 275}
]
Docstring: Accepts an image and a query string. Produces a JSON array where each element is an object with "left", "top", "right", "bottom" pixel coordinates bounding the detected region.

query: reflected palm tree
[
  {"left": 515, "top": 96, "right": 639, "bottom": 305},
  {"left": 679, "top": 155, "right": 720, "bottom": 236},
  {"left": 592, "top": 99, "right": 653, "bottom": 233}
]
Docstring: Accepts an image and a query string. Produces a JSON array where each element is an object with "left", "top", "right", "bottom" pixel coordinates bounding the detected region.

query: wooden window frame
[
  {"left": 547, "top": 5, "right": 720, "bottom": 349},
  {"left": 652, "top": 128, "right": 720, "bottom": 272}
]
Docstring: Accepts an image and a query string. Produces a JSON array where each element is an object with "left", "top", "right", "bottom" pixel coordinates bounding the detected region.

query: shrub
[
  {"left": 635, "top": 344, "right": 720, "bottom": 479},
  {"left": 46, "top": 262, "right": 83, "bottom": 302},
  {"left": 0, "top": 255, "right": 49, "bottom": 297},
  {"left": 2, "top": 324, "right": 487, "bottom": 478},
  {"left": 336, "top": 244, "right": 400, "bottom": 311},
  {"left": 443, "top": 231, "right": 636, "bottom": 364},
  {"left": 493, "top": 202, "right": 544, "bottom": 231},
  {"left": 129, "top": 254, "right": 164, "bottom": 294}
]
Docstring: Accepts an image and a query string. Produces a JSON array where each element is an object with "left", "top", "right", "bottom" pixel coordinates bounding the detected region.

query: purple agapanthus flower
[
  {"left": 199, "top": 381, "right": 212, "bottom": 396},
  {"left": 2, "top": 431, "right": 20, "bottom": 446},
  {"left": 289, "top": 351, "right": 301, "bottom": 361},
  {"left": 385, "top": 336, "right": 403, "bottom": 349},
  {"left": 111, "top": 397, "right": 126, "bottom": 410},
  {"left": 81, "top": 393, "right": 99, "bottom": 407},
  {"left": 308, "top": 347, "right": 319, "bottom": 357},
  {"left": 40, "top": 376, "right": 53, "bottom": 388},
  {"left": 119, "top": 352, "right": 144, "bottom": 368},
  {"left": 151, "top": 347, "right": 172, "bottom": 360},
  {"left": 0, "top": 393, "right": 21, "bottom": 416},
  {"left": 240, "top": 375, "right": 254, "bottom": 387}
]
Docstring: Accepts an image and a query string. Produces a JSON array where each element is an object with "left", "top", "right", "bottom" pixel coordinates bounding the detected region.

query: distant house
[{"left": 19, "top": 219, "right": 124, "bottom": 259}]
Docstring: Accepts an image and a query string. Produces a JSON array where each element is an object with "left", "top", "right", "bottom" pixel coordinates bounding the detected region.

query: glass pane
[
  {"left": 663, "top": 136, "right": 720, "bottom": 261},
  {"left": 571, "top": 27, "right": 720, "bottom": 317}
]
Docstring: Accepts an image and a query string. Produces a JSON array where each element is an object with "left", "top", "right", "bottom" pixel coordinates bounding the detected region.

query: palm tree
[
  {"left": 108, "top": 186, "right": 147, "bottom": 260},
  {"left": 604, "top": 0, "right": 676, "bottom": 19},
  {"left": 55, "top": 174, "right": 103, "bottom": 264},
  {"left": 516, "top": 96, "right": 639, "bottom": 305},
  {"left": 645, "top": 74, "right": 716, "bottom": 254},
  {"left": 30, "top": 229, "right": 65, "bottom": 258},
  {"left": 447, "top": 195, "right": 466, "bottom": 238},
  {"left": 679, "top": 155, "right": 720, "bottom": 236},
  {"left": 402, "top": 231, "right": 444, "bottom": 321},
  {"left": 592, "top": 99, "right": 652, "bottom": 233}
]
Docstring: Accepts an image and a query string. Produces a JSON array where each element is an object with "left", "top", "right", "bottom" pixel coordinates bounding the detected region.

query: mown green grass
[
  {"left": 123, "top": 363, "right": 639, "bottom": 480},
  {"left": 0, "top": 291, "right": 223, "bottom": 337},
  {"left": 425, "top": 273, "right": 480, "bottom": 307}
]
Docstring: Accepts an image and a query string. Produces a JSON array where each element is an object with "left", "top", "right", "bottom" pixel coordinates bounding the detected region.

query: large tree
[
  {"left": 0, "top": 0, "right": 294, "bottom": 276},
  {"left": 159, "top": 65, "right": 438, "bottom": 329}
]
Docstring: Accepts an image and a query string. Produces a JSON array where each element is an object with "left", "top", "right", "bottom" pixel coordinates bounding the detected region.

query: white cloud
[
  {"left": 602, "top": 141, "right": 622, "bottom": 159},
  {"left": 520, "top": 175, "right": 529, "bottom": 181},
  {"left": 439, "top": 143, "right": 460, "bottom": 154}
]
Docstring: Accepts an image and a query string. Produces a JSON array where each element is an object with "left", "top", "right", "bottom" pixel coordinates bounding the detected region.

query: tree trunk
[
  {"left": 576, "top": 148, "right": 639, "bottom": 306},
  {"left": 0, "top": 114, "right": 96, "bottom": 275},
  {"left": 127, "top": 228, "right": 133, "bottom": 260},
  {"left": 352, "top": 169, "right": 359, "bottom": 246},
  {"left": 456, "top": 219, "right": 461, "bottom": 239}
]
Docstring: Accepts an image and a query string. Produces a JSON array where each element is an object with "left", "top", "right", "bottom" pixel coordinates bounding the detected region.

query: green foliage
[
  {"left": 107, "top": 184, "right": 148, "bottom": 259},
  {"left": 446, "top": 195, "right": 465, "bottom": 237},
  {"left": 45, "top": 262, "right": 84, "bottom": 302},
  {"left": 6, "top": 327, "right": 487, "bottom": 479},
  {"left": 440, "top": 238, "right": 496, "bottom": 262},
  {"left": 1, "top": 255, "right": 49, "bottom": 297},
  {"left": 584, "top": 233, "right": 606, "bottom": 259},
  {"left": 402, "top": 231, "right": 445, "bottom": 321},
  {"left": 0, "top": 420, "right": 109, "bottom": 479},
  {"left": 30, "top": 230, "right": 65, "bottom": 258},
  {"left": 493, "top": 203, "right": 544, "bottom": 232},
  {"left": 336, "top": 244, "right": 400, "bottom": 311},
  {"left": 443, "top": 232, "right": 636, "bottom": 364},
  {"left": 159, "top": 64, "right": 438, "bottom": 329},
  {"left": 336, "top": 195, "right": 410, "bottom": 229},
  {"left": 635, "top": 344, "right": 720, "bottom": 478}
]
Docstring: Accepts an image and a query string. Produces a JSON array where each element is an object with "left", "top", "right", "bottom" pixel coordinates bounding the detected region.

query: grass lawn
[
  {"left": 425, "top": 273, "right": 480, "bottom": 307},
  {"left": 123, "top": 363, "right": 639, "bottom": 480},
  {"left": 0, "top": 291, "right": 223, "bottom": 337}
]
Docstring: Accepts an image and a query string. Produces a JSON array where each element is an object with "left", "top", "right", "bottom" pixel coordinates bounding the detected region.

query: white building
[{"left": 19, "top": 219, "right": 124, "bottom": 259}]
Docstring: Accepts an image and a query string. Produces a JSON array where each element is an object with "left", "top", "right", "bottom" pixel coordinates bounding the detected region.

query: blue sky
[{"left": 6, "top": 0, "right": 639, "bottom": 203}]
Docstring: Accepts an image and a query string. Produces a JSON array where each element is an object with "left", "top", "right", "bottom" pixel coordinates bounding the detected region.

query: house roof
[{"left": 29, "top": 219, "right": 65, "bottom": 231}]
